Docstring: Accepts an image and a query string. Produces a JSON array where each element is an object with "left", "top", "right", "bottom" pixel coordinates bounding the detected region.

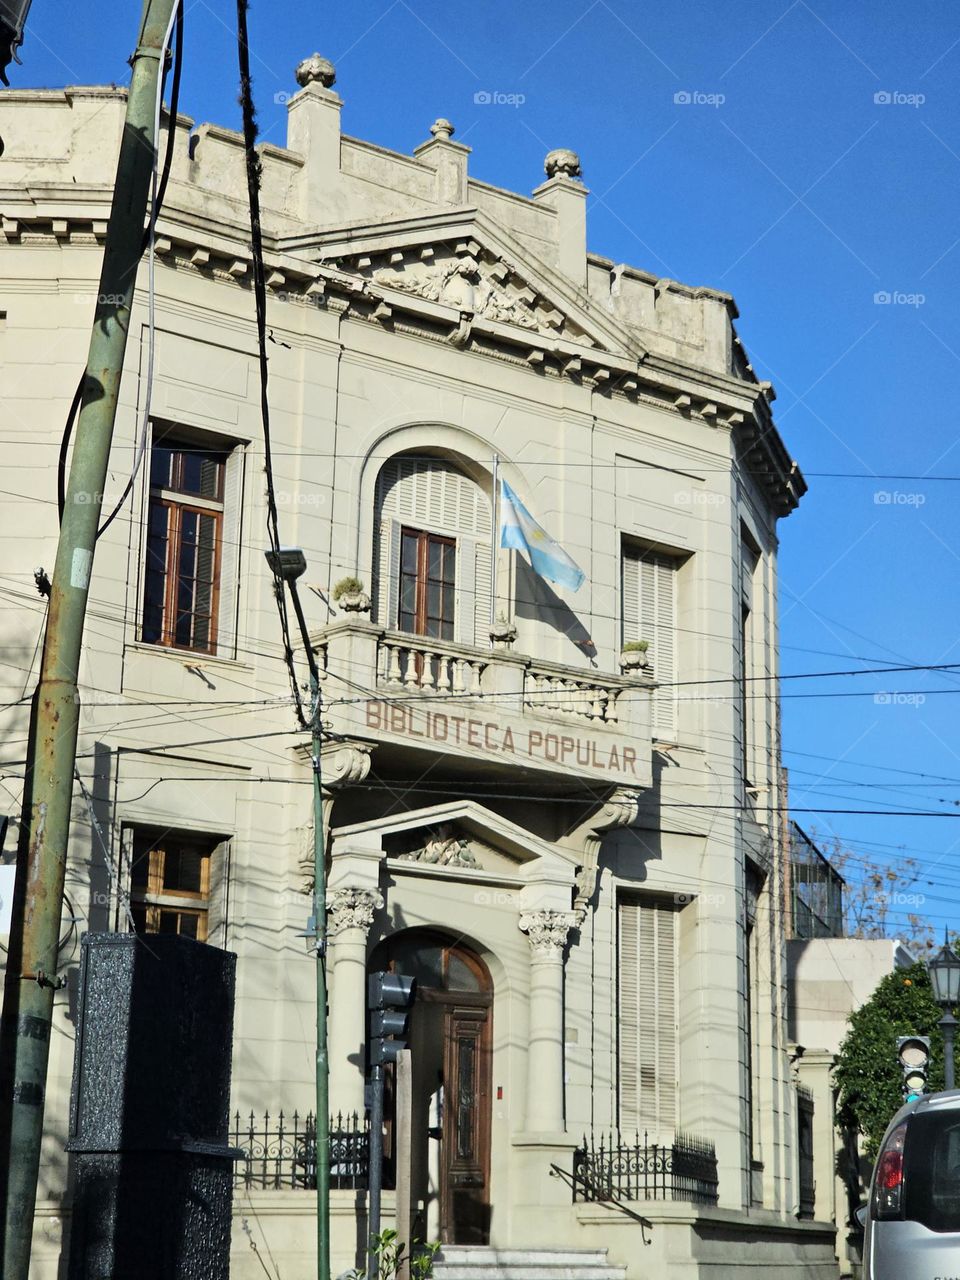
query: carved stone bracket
[
  {"left": 298, "top": 741, "right": 376, "bottom": 888},
  {"left": 519, "top": 910, "right": 577, "bottom": 958},
  {"left": 320, "top": 741, "right": 375, "bottom": 792},
  {"left": 327, "top": 887, "right": 384, "bottom": 936},
  {"left": 564, "top": 786, "right": 642, "bottom": 916}
]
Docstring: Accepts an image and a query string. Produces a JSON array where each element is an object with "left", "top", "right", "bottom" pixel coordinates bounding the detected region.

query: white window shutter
[
  {"left": 457, "top": 537, "right": 478, "bottom": 645},
  {"left": 619, "top": 896, "right": 679, "bottom": 1136},
  {"left": 216, "top": 446, "right": 245, "bottom": 659},
  {"left": 622, "top": 547, "right": 676, "bottom": 733}
]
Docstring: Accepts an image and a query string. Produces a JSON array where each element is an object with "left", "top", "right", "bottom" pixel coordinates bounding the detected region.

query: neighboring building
[
  {"left": 786, "top": 824, "right": 913, "bottom": 1276},
  {"left": 0, "top": 56, "right": 838, "bottom": 1278}
]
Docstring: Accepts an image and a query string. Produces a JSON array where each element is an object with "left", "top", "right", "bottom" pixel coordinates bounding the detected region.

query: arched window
[{"left": 372, "top": 455, "right": 491, "bottom": 647}]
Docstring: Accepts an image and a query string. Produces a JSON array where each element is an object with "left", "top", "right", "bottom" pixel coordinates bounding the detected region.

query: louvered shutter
[
  {"left": 215, "top": 445, "right": 245, "bottom": 659},
  {"left": 619, "top": 896, "right": 679, "bottom": 1136},
  {"left": 373, "top": 456, "right": 491, "bottom": 642},
  {"left": 622, "top": 547, "right": 677, "bottom": 733}
]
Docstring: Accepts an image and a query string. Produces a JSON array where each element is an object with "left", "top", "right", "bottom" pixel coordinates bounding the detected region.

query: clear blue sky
[{"left": 16, "top": 0, "right": 960, "bottom": 939}]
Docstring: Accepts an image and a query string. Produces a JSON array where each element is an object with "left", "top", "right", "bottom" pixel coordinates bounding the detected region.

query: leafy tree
[{"left": 834, "top": 962, "right": 945, "bottom": 1158}]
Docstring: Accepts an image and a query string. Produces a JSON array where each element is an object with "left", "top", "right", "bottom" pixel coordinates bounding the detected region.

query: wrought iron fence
[
  {"left": 572, "top": 1131, "right": 719, "bottom": 1206},
  {"left": 232, "top": 1109, "right": 369, "bottom": 1191}
]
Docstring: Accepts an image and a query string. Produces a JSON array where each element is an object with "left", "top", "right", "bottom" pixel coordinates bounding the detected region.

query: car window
[{"left": 904, "top": 1112, "right": 960, "bottom": 1232}]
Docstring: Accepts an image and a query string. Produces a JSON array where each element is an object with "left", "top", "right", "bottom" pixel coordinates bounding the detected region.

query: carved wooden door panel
[{"left": 440, "top": 1004, "right": 491, "bottom": 1244}]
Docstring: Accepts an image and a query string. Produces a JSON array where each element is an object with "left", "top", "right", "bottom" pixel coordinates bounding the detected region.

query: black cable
[
  {"left": 56, "top": 375, "right": 85, "bottom": 522},
  {"left": 141, "top": 0, "right": 183, "bottom": 253},
  {"left": 235, "top": 0, "right": 306, "bottom": 726}
]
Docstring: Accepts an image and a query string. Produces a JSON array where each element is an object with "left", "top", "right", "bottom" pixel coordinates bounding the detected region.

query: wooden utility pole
[{"left": 0, "top": 2, "right": 177, "bottom": 1273}]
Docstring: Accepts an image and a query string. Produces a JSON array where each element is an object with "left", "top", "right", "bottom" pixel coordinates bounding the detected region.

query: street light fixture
[
  {"left": 928, "top": 933, "right": 960, "bottom": 1092},
  {"left": 263, "top": 546, "right": 329, "bottom": 1280}
]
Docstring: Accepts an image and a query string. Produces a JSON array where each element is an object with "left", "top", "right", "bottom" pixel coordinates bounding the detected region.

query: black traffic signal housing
[
  {"left": 368, "top": 972, "right": 416, "bottom": 1067},
  {"left": 897, "top": 1035, "right": 931, "bottom": 1101}
]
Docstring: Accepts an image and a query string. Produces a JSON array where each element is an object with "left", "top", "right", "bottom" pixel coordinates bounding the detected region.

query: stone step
[{"left": 433, "top": 1246, "right": 626, "bottom": 1280}]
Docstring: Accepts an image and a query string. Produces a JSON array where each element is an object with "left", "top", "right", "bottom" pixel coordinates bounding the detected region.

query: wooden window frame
[
  {"left": 398, "top": 526, "right": 456, "bottom": 640},
  {"left": 142, "top": 437, "right": 227, "bottom": 656},
  {"left": 129, "top": 830, "right": 214, "bottom": 943}
]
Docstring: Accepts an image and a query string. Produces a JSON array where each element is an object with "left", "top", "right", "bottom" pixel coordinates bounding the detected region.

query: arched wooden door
[{"left": 370, "top": 931, "right": 493, "bottom": 1244}]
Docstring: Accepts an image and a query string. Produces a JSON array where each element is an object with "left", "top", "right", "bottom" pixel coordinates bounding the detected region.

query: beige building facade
[{"left": 0, "top": 55, "right": 838, "bottom": 1278}]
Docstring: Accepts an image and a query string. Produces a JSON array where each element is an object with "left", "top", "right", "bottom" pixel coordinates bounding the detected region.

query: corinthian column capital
[
  {"left": 519, "top": 910, "right": 577, "bottom": 958},
  {"left": 327, "top": 886, "right": 383, "bottom": 936}
]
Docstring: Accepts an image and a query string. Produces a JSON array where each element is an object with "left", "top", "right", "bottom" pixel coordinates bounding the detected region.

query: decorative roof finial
[
  {"left": 430, "top": 118, "right": 455, "bottom": 141},
  {"left": 544, "top": 148, "right": 582, "bottom": 179},
  {"left": 295, "top": 53, "right": 336, "bottom": 89}
]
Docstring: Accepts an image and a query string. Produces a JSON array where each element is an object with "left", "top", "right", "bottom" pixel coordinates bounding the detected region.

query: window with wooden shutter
[
  {"left": 128, "top": 827, "right": 216, "bottom": 941},
  {"left": 622, "top": 545, "right": 677, "bottom": 732},
  {"left": 618, "top": 896, "right": 679, "bottom": 1135},
  {"left": 141, "top": 428, "right": 238, "bottom": 656},
  {"left": 373, "top": 456, "right": 491, "bottom": 644}
]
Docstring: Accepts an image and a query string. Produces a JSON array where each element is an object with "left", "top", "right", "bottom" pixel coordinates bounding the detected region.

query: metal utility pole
[
  {"left": 263, "top": 549, "right": 330, "bottom": 1280},
  {"left": 0, "top": 1, "right": 177, "bottom": 1274}
]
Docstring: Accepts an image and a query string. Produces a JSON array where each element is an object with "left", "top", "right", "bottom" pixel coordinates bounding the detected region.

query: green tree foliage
[{"left": 834, "top": 962, "right": 945, "bottom": 1158}]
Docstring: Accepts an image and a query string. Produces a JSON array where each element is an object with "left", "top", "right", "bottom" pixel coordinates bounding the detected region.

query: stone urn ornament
[
  {"left": 619, "top": 639, "right": 650, "bottom": 673},
  {"left": 331, "top": 575, "right": 371, "bottom": 614}
]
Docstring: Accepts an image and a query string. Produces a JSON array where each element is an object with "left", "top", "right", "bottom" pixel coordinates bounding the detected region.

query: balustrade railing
[
  {"left": 232, "top": 1109, "right": 369, "bottom": 1191},
  {"left": 572, "top": 1131, "right": 719, "bottom": 1206},
  {"left": 378, "top": 633, "right": 487, "bottom": 694},
  {"left": 523, "top": 668, "right": 623, "bottom": 724}
]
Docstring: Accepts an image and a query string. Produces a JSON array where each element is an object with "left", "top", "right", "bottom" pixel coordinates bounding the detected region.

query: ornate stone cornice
[
  {"left": 327, "top": 887, "right": 383, "bottom": 935},
  {"left": 519, "top": 910, "right": 577, "bottom": 957}
]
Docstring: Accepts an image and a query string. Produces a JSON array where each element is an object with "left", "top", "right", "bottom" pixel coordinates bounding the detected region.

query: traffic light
[
  {"left": 368, "top": 971, "right": 416, "bottom": 1067},
  {"left": 897, "top": 1035, "right": 931, "bottom": 1101}
]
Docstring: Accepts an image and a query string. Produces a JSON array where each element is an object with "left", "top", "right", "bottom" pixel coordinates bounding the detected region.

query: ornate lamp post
[{"left": 928, "top": 934, "right": 960, "bottom": 1091}]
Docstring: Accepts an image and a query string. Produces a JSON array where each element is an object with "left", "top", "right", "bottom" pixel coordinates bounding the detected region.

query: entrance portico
[{"left": 326, "top": 800, "right": 583, "bottom": 1246}]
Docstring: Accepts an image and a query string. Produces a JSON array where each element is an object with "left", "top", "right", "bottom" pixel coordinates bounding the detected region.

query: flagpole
[{"left": 490, "top": 454, "right": 500, "bottom": 636}]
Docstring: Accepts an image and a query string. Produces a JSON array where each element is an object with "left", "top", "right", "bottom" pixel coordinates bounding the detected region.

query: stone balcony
[{"left": 313, "top": 619, "right": 654, "bottom": 789}]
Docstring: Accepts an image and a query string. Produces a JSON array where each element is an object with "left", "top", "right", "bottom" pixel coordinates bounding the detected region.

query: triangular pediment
[
  {"left": 331, "top": 799, "right": 578, "bottom": 884},
  {"left": 286, "top": 208, "right": 636, "bottom": 357}
]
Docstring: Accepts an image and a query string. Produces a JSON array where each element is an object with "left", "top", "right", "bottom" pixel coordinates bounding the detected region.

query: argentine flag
[{"left": 499, "top": 480, "right": 585, "bottom": 592}]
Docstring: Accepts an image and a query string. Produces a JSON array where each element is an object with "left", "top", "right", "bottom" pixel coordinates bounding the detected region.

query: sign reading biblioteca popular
[{"left": 350, "top": 696, "right": 650, "bottom": 788}]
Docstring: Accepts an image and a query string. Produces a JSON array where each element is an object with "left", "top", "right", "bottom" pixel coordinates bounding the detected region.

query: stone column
[
  {"left": 519, "top": 910, "right": 577, "bottom": 1135},
  {"left": 328, "top": 887, "right": 383, "bottom": 1116}
]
